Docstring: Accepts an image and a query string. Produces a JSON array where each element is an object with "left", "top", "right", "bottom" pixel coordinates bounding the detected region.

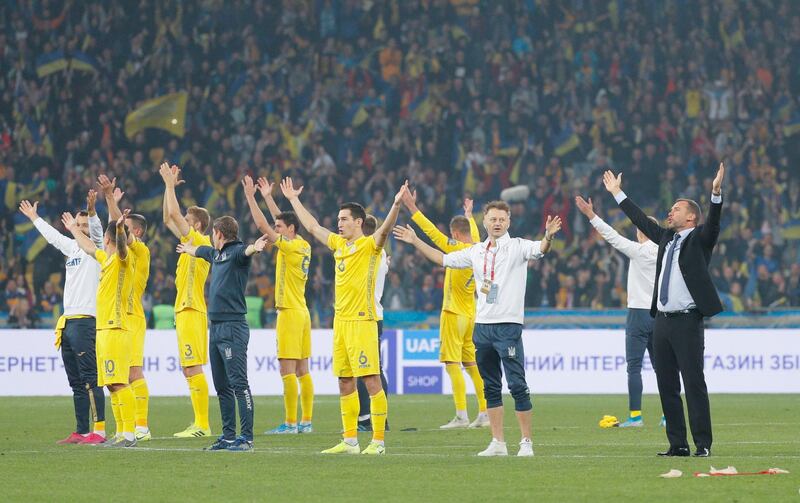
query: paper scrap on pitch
[{"left": 659, "top": 469, "right": 683, "bottom": 478}]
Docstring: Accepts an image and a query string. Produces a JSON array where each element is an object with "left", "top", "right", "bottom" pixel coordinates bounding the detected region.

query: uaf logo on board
[{"left": 403, "top": 330, "right": 440, "bottom": 360}]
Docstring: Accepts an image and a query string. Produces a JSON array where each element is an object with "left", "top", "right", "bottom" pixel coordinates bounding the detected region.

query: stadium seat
[
  {"left": 245, "top": 296, "right": 263, "bottom": 328},
  {"left": 152, "top": 304, "right": 175, "bottom": 329}
]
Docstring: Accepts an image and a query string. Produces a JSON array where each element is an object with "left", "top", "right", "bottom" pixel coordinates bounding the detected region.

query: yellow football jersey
[
  {"left": 126, "top": 239, "right": 150, "bottom": 319},
  {"left": 175, "top": 228, "right": 211, "bottom": 313},
  {"left": 95, "top": 249, "right": 134, "bottom": 329},
  {"left": 411, "top": 211, "right": 480, "bottom": 317},
  {"left": 274, "top": 235, "right": 311, "bottom": 309},
  {"left": 327, "top": 233, "right": 381, "bottom": 321}
]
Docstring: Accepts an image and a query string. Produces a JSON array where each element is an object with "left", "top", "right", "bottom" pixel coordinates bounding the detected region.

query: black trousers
[
  {"left": 474, "top": 323, "right": 531, "bottom": 411},
  {"left": 653, "top": 310, "right": 712, "bottom": 450},
  {"left": 61, "top": 317, "right": 105, "bottom": 434},
  {"left": 357, "top": 321, "right": 388, "bottom": 417},
  {"left": 209, "top": 320, "right": 254, "bottom": 441}
]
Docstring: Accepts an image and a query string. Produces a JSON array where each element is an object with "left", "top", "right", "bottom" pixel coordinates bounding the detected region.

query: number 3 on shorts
[{"left": 184, "top": 344, "right": 193, "bottom": 358}]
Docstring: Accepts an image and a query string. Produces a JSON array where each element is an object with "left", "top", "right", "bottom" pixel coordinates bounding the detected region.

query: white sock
[
  {"left": 493, "top": 438, "right": 506, "bottom": 444},
  {"left": 80, "top": 433, "right": 90, "bottom": 437},
  {"left": 344, "top": 438, "right": 358, "bottom": 446},
  {"left": 123, "top": 432, "right": 135, "bottom": 441},
  {"left": 93, "top": 430, "right": 105, "bottom": 437},
  {"left": 135, "top": 426, "right": 149, "bottom": 433},
  {"left": 520, "top": 437, "right": 532, "bottom": 444},
  {"left": 456, "top": 410, "right": 468, "bottom": 420},
  {"left": 358, "top": 414, "right": 371, "bottom": 422}
]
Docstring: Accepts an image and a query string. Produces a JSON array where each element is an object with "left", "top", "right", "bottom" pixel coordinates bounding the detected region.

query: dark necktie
[{"left": 659, "top": 233, "right": 681, "bottom": 305}]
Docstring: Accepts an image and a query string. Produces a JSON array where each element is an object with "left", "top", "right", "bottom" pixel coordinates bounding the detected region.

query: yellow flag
[{"left": 124, "top": 92, "right": 188, "bottom": 139}]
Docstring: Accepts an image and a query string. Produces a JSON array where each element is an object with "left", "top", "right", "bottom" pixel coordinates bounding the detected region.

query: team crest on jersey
[{"left": 337, "top": 258, "right": 345, "bottom": 272}]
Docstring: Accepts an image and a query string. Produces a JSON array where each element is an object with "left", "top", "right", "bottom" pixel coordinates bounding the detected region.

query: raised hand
[
  {"left": 280, "top": 177, "right": 304, "bottom": 200},
  {"left": 256, "top": 177, "right": 275, "bottom": 199},
  {"left": 574, "top": 196, "right": 595, "bottom": 219},
  {"left": 97, "top": 174, "right": 116, "bottom": 196},
  {"left": 170, "top": 165, "right": 186, "bottom": 186},
  {"left": 400, "top": 187, "right": 417, "bottom": 211},
  {"left": 112, "top": 187, "right": 124, "bottom": 204},
  {"left": 19, "top": 200, "right": 39, "bottom": 221},
  {"left": 86, "top": 190, "right": 97, "bottom": 214},
  {"left": 463, "top": 197, "right": 474, "bottom": 218},
  {"left": 545, "top": 215, "right": 562, "bottom": 238},
  {"left": 158, "top": 161, "right": 172, "bottom": 184},
  {"left": 242, "top": 175, "right": 258, "bottom": 198},
  {"left": 602, "top": 170, "right": 622, "bottom": 196},
  {"left": 392, "top": 224, "right": 417, "bottom": 244},
  {"left": 176, "top": 242, "right": 197, "bottom": 255},
  {"left": 712, "top": 162, "right": 725, "bottom": 195},
  {"left": 393, "top": 180, "right": 410, "bottom": 206},
  {"left": 116, "top": 208, "right": 130, "bottom": 228},
  {"left": 61, "top": 212, "right": 77, "bottom": 232}
]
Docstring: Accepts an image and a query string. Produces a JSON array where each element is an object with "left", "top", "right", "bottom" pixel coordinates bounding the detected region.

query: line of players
[{"left": 21, "top": 162, "right": 528, "bottom": 451}]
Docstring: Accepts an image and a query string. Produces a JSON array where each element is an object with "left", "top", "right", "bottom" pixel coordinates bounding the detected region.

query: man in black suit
[{"left": 603, "top": 163, "right": 725, "bottom": 458}]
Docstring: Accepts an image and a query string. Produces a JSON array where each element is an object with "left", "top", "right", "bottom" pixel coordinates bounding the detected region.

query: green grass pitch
[{"left": 2, "top": 394, "right": 798, "bottom": 502}]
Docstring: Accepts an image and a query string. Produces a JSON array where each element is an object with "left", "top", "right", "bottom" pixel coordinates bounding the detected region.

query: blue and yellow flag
[
  {"left": 551, "top": 125, "right": 580, "bottom": 157},
  {"left": 36, "top": 50, "right": 69, "bottom": 78},
  {"left": 14, "top": 214, "right": 48, "bottom": 262},
  {"left": 124, "top": 92, "right": 188, "bottom": 139}
]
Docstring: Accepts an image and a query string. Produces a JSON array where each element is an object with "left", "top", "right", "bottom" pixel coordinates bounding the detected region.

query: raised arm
[
  {"left": 257, "top": 177, "right": 281, "bottom": 220},
  {"left": 21, "top": 200, "right": 79, "bottom": 256},
  {"left": 699, "top": 162, "right": 724, "bottom": 248},
  {"left": 242, "top": 175, "right": 279, "bottom": 241},
  {"left": 61, "top": 212, "right": 98, "bottom": 258},
  {"left": 86, "top": 189, "right": 105, "bottom": 248},
  {"left": 159, "top": 162, "right": 191, "bottom": 237},
  {"left": 245, "top": 234, "right": 270, "bottom": 257},
  {"left": 114, "top": 209, "right": 130, "bottom": 261},
  {"left": 539, "top": 215, "right": 561, "bottom": 254},
  {"left": 97, "top": 174, "right": 123, "bottom": 222},
  {"left": 576, "top": 195, "right": 642, "bottom": 259},
  {"left": 464, "top": 198, "right": 481, "bottom": 242},
  {"left": 603, "top": 170, "right": 666, "bottom": 243},
  {"left": 280, "top": 177, "right": 332, "bottom": 244},
  {"left": 374, "top": 181, "right": 409, "bottom": 248},
  {"left": 162, "top": 187, "right": 182, "bottom": 239},
  {"left": 393, "top": 224, "right": 445, "bottom": 266}
]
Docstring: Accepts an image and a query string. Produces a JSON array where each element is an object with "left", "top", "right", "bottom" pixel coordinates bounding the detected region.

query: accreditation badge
[{"left": 480, "top": 278, "right": 492, "bottom": 295}]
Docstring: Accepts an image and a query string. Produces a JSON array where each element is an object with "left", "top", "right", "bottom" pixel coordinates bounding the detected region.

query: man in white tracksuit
[
  {"left": 19, "top": 192, "right": 107, "bottom": 444},
  {"left": 575, "top": 195, "right": 661, "bottom": 427}
]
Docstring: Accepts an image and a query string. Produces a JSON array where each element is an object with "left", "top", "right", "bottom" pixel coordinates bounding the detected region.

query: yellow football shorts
[
  {"left": 439, "top": 311, "right": 476, "bottom": 363},
  {"left": 128, "top": 315, "right": 147, "bottom": 367},
  {"left": 176, "top": 308, "right": 209, "bottom": 367},
  {"left": 276, "top": 308, "right": 311, "bottom": 359},
  {"left": 97, "top": 328, "right": 131, "bottom": 386},
  {"left": 332, "top": 318, "right": 379, "bottom": 378}
]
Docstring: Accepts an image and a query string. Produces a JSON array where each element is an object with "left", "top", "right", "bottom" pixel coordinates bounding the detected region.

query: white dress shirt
[
  {"left": 442, "top": 233, "right": 543, "bottom": 324},
  {"left": 589, "top": 216, "right": 658, "bottom": 309},
  {"left": 374, "top": 249, "right": 388, "bottom": 321},
  {"left": 33, "top": 215, "right": 104, "bottom": 317},
  {"left": 614, "top": 191, "right": 722, "bottom": 312}
]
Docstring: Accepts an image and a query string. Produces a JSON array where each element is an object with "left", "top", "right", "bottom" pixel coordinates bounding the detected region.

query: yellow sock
[
  {"left": 282, "top": 373, "right": 299, "bottom": 424},
  {"left": 130, "top": 378, "right": 149, "bottom": 428},
  {"left": 298, "top": 373, "right": 314, "bottom": 422},
  {"left": 464, "top": 364, "right": 487, "bottom": 412},
  {"left": 116, "top": 386, "right": 136, "bottom": 434},
  {"left": 110, "top": 391, "right": 121, "bottom": 434},
  {"left": 446, "top": 364, "right": 467, "bottom": 412},
  {"left": 630, "top": 410, "right": 642, "bottom": 419},
  {"left": 340, "top": 391, "right": 359, "bottom": 439},
  {"left": 187, "top": 373, "right": 210, "bottom": 430},
  {"left": 94, "top": 420, "right": 105, "bottom": 435},
  {"left": 370, "top": 390, "right": 388, "bottom": 442}
]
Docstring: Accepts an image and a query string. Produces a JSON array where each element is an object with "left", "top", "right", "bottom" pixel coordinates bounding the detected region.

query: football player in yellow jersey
[
  {"left": 402, "top": 192, "right": 489, "bottom": 429},
  {"left": 159, "top": 163, "right": 214, "bottom": 438},
  {"left": 280, "top": 176, "right": 408, "bottom": 455},
  {"left": 63, "top": 209, "right": 138, "bottom": 448},
  {"left": 242, "top": 175, "right": 314, "bottom": 435},
  {"left": 98, "top": 174, "right": 152, "bottom": 441}
]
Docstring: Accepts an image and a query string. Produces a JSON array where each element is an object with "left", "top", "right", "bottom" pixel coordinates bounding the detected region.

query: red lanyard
[{"left": 483, "top": 242, "right": 497, "bottom": 281}]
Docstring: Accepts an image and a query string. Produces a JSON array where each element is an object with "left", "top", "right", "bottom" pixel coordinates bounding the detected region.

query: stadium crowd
[{"left": 1, "top": 0, "right": 800, "bottom": 328}]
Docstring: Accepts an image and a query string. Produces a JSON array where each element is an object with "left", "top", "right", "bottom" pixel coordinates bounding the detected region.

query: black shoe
[
  {"left": 693, "top": 447, "right": 710, "bottom": 457},
  {"left": 657, "top": 446, "right": 690, "bottom": 457}
]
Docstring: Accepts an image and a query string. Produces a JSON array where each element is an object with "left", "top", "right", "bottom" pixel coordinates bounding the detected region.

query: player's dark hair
[
  {"left": 675, "top": 199, "right": 703, "bottom": 224},
  {"left": 276, "top": 211, "right": 300, "bottom": 233},
  {"left": 213, "top": 216, "right": 239, "bottom": 241},
  {"left": 484, "top": 200, "right": 511, "bottom": 214},
  {"left": 362, "top": 214, "right": 379, "bottom": 236},
  {"left": 450, "top": 215, "right": 471, "bottom": 236},
  {"left": 127, "top": 213, "right": 148, "bottom": 235},
  {"left": 187, "top": 206, "right": 211, "bottom": 232},
  {"left": 340, "top": 202, "right": 366, "bottom": 223},
  {"left": 76, "top": 210, "right": 89, "bottom": 217},
  {"left": 105, "top": 222, "right": 129, "bottom": 241}
]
